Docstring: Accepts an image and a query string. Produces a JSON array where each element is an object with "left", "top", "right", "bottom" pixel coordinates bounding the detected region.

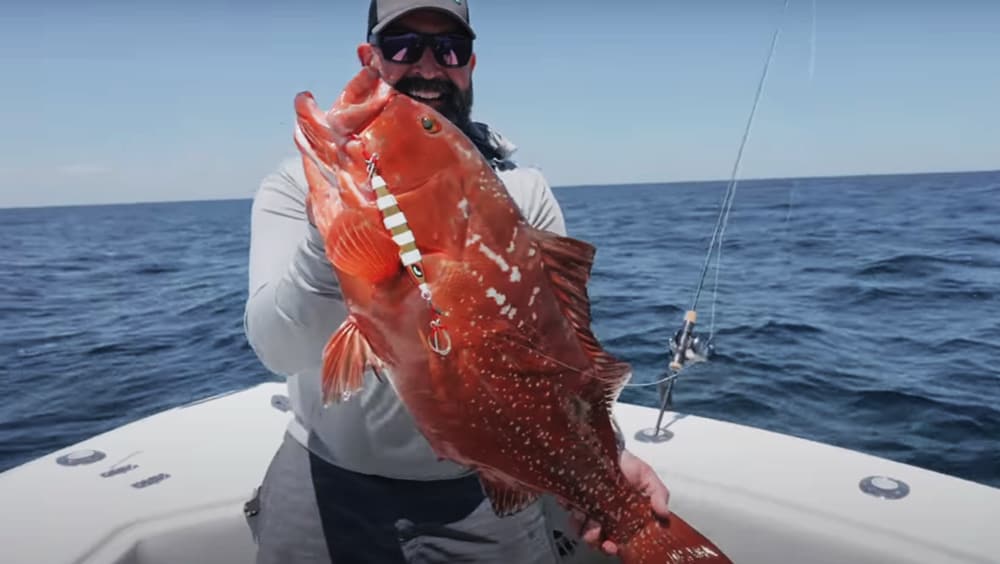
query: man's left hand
[{"left": 569, "top": 450, "right": 671, "bottom": 556}]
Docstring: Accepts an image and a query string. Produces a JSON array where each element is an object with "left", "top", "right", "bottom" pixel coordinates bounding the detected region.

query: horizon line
[{"left": 2, "top": 166, "right": 997, "bottom": 211}]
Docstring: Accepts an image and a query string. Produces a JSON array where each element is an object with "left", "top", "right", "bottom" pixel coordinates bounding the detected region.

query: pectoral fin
[{"left": 326, "top": 209, "right": 402, "bottom": 283}]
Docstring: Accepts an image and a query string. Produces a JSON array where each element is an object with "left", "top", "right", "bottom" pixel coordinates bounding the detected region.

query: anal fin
[
  {"left": 321, "top": 315, "right": 385, "bottom": 405},
  {"left": 478, "top": 469, "right": 540, "bottom": 517},
  {"left": 590, "top": 395, "right": 624, "bottom": 462}
]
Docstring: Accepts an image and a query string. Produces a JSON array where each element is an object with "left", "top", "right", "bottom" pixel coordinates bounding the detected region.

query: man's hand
[{"left": 569, "top": 450, "right": 671, "bottom": 556}]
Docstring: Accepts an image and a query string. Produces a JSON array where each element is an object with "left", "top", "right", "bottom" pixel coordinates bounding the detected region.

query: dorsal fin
[
  {"left": 532, "top": 229, "right": 632, "bottom": 461},
  {"left": 533, "top": 230, "right": 632, "bottom": 394}
]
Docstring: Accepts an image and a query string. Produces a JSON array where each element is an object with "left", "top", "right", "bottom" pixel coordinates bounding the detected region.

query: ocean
[{"left": 1, "top": 170, "right": 998, "bottom": 488}]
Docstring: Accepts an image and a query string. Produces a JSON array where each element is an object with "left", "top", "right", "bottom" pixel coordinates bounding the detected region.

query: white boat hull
[{"left": 1, "top": 382, "right": 996, "bottom": 564}]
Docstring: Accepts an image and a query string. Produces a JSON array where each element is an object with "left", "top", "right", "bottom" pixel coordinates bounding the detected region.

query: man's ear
[
  {"left": 357, "top": 43, "right": 375, "bottom": 67},
  {"left": 469, "top": 52, "right": 477, "bottom": 72}
]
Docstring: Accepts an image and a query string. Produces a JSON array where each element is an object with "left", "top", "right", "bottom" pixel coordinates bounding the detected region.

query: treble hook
[{"left": 428, "top": 319, "right": 452, "bottom": 356}]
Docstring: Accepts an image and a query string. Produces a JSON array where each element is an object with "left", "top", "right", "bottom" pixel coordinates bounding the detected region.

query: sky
[{"left": 2, "top": 0, "right": 998, "bottom": 208}]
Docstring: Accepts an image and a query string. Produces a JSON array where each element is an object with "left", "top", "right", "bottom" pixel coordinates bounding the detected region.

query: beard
[{"left": 393, "top": 76, "right": 474, "bottom": 135}]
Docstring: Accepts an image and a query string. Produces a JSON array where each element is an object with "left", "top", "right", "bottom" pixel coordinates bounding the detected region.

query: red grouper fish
[{"left": 292, "top": 64, "right": 733, "bottom": 564}]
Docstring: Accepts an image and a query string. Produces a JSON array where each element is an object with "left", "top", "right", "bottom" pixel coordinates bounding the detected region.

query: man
[{"left": 243, "top": 1, "right": 670, "bottom": 562}]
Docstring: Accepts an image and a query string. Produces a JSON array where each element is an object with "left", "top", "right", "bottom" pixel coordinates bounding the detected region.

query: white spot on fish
[
  {"left": 457, "top": 197, "right": 469, "bottom": 219},
  {"left": 527, "top": 246, "right": 537, "bottom": 257},
  {"left": 478, "top": 243, "right": 510, "bottom": 272},
  {"left": 466, "top": 232, "right": 482, "bottom": 247},
  {"left": 486, "top": 287, "right": 507, "bottom": 306},
  {"left": 528, "top": 286, "right": 540, "bottom": 307},
  {"left": 510, "top": 266, "right": 521, "bottom": 283},
  {"left": 506, "top": 307, "right": 517, "bottom": 320}
]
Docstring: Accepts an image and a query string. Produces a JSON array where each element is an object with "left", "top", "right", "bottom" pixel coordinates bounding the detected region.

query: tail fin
[{"left": 619, "top": 514, "right": 733, "bottom": 564}]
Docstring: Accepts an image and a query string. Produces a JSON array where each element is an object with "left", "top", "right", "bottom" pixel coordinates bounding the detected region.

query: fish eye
[{"left": 420, "top": 116, "right": 441, "bottom": 134}]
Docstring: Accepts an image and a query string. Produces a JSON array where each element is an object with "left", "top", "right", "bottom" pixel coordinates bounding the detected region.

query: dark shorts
[{"left": 246, "top": 433, "right": 563, "bottom": 564}]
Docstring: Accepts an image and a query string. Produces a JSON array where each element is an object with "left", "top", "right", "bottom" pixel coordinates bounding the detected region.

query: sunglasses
[{"left": 375, "top": 32, "right": 473, "bottom": 68}]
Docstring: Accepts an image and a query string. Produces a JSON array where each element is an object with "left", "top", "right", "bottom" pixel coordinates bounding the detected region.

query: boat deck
[{"left": 1, "top": 382, "right": 997, "bottom": 564}]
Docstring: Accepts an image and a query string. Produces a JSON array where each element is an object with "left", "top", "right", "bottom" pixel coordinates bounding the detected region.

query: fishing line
[
  {"left": 698, "top": 0, "right": 789, "bottom": 318},
  {"left": 625, "top": 0, "right": 791, "bottom": 391},
  {"left": 809, "top": 0, "right": 817, "bottom": 80}
]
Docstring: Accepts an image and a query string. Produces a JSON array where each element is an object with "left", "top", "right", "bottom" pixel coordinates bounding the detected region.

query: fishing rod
[{"left": 631, "top": 0, "right": 792, "bottom": 438}]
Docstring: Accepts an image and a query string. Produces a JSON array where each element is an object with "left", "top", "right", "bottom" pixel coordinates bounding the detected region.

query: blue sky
[{"left": 2, "top": 0, "right": 998, "bottom": 207}]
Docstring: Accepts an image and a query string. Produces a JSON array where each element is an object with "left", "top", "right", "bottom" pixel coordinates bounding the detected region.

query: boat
[{"left": 1, "top": 381, "right": 997, "bottom": 564}]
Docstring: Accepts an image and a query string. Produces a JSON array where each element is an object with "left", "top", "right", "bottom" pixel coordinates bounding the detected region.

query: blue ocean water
[{"left": 1, "top": 171, "right": 998, "bottom": 488}]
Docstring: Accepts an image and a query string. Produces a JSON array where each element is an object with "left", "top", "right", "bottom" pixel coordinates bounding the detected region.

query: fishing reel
[
  {"left": 637, "top": 310, "right": 717, "bottom": 443},
  {"left": 657, "top": 310, "right": 713, "bottom": 417},
  {"left": 668, "top": 310, "right": 714, "bottom": 373}
]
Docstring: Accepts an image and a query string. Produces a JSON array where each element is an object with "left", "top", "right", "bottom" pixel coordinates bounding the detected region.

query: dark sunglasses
[{"left": 375, "top": 32, "right": 473, "bottom": 68}]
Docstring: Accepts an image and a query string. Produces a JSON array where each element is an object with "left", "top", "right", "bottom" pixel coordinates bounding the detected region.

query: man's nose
[{"left": 408, "top": 47, "right": 445, "bottom": 79}]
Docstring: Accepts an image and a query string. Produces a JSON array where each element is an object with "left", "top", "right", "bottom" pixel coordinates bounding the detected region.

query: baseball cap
[{"left": 367, "top": 0, "right": 476, "bottom": 39}]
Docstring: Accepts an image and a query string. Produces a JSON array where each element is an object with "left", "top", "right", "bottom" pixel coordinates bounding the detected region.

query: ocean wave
[
  {"left": 821, "top": 283, "right": 995, "bottom": 307},
  {"left": 132, "top": 263, "right": 181, "bottom": 275},
  {"left": 854, "top": 253, "right": 964, "bottom": 277}
]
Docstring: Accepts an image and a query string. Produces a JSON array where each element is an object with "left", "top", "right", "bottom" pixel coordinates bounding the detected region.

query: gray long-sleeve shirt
[{"left": 244, "top": 139, "right": 567, "bottom": 480}]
